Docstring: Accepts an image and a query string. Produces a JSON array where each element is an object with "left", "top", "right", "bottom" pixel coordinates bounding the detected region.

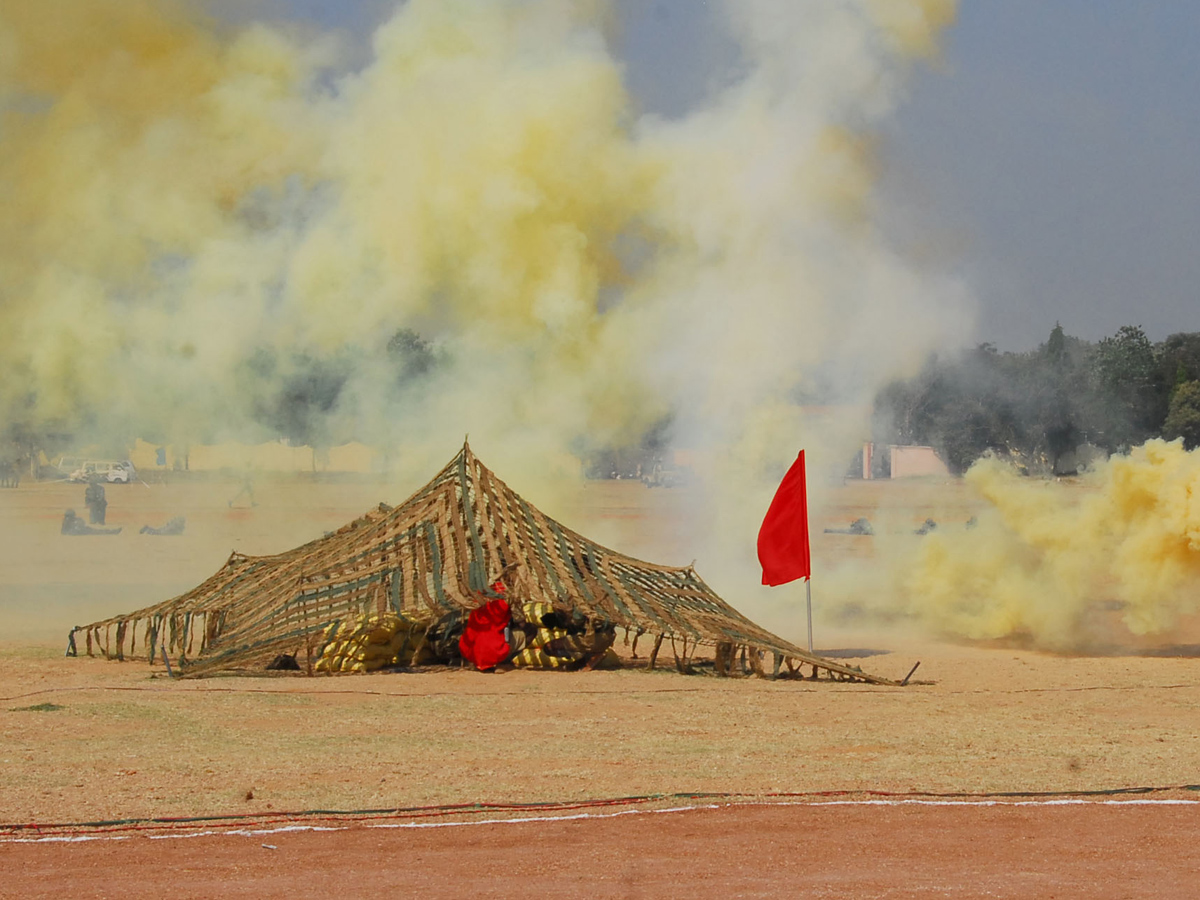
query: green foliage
[
  {"left": 1046, "top": 322, "right": 1067, "bottom": 368},
  {"left": 1092, "top": 324, "right": 1162, "bottom": 445},
  {"left": 1159, "top": 333, "right": 1200, "bottom": 404},
  {"left": 1095, "top": 325, "right": 1155, "bottom": 385},
  {"left": 875, "top": 345, "right": 1024, "bottom": 474},
  {"left": 386, "top": 328, "right": 438, "bottom": 385},
  {"left": 1163, "top": 381, "right": 1200, "bottom": 450},
  {"left": 237, "top": 347, "right": 355, "bottom": 448},
  {"left": 230, "top": 328, "right": 443, "bottom": 447},
  {"left": 875, "top": 324, "right": 1200, "bottom": 474}
]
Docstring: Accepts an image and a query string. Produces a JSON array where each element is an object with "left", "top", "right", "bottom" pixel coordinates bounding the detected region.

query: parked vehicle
[
  {"left": 68, "top": 460, "right": 137, "bottom": 483},
  {"left": 49, "top": 456, "right": 86, "bottom": 479}
]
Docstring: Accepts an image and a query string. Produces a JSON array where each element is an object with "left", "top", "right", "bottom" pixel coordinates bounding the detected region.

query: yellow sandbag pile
[{"left": 314, "top": 612, "right": 429, "bottom": 674}]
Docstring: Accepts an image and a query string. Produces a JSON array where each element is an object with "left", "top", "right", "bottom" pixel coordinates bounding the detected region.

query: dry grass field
[{"left": 2, "top": 472, "right": 1199, "bottom": 829}]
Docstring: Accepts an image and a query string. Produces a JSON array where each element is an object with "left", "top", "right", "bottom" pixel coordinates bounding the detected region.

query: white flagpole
[
  {"left": 805, "top": 576, "right": 813, "bottom": 653},
  {"left": 806, "top": 580, "right": 816, "bottom": 652}
]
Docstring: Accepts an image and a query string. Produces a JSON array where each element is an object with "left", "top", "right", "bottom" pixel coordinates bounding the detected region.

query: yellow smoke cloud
[
  {"left": 0, "top": 0, "right": 967, "bottom": 556},
  {"left": 857, "top": 440, "right": 1200, "bottom": 649},
  {"left": 0, "top": 0, "right": 329, "bottom": 435}
]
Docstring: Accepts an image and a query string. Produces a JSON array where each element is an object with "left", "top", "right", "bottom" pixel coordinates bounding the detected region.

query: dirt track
[
  {"left": 5, "top": 801, "right": 1199, "bottom": 899},
  {"left": 5, "top": 644, "right": 1200, "bottom": 824}
]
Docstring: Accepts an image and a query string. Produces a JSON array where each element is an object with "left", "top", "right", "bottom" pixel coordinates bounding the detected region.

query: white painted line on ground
[
  {"left": 3, "top": 797, "right": 1197, "bottom": 844},
  {"left": 365, "top": 804, "right": 718, "bottom": 830}
]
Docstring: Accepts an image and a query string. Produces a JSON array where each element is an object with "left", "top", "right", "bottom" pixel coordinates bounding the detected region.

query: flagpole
[
  {"left": 757, "top": 448, "right": 813, "bottom": 653},
  {"left": 805, "top": 576, "right": 813, "bottom": 653}
]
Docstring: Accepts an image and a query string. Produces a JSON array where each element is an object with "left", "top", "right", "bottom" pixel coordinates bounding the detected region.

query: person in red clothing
[{"left": 459, "top": 580, "right": 526, "bottom": 671}]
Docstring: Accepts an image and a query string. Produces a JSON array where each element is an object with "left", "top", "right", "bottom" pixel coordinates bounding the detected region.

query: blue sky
[
  {"left": 201, "top": 0, "right": 1200, "bottom": 352},
  {"left": 881, "top": 1, "right": 1200, "bottom": 350}
]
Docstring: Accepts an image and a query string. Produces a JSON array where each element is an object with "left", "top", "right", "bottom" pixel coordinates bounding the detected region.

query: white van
[{"left": 69, "top": 460, "right": 137, "bottom": 483}]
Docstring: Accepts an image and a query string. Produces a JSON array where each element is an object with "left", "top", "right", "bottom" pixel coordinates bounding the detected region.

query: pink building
[{"left": 889, "top": 445, "right": 950, "bottom": 478}]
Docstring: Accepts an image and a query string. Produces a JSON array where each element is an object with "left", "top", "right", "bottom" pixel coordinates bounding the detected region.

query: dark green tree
[
  {"left": 236, "top": 346, "right": 354, "bottom": 448},
  {"left": 386, "top": 328, "right": 437, "bottom": 384},
  {"left": 1095, "top": 325, "right": 1156, "bottom": 385},
  {"left": 1026, "top": 322, "right": 1088, "bottom": 470},
  {"left": 871, "top": 324, "right": 1195, "bottom": 473},
  {"left": 873, "top": 345, "right": 1024, "bottom": 474},
  {"left": 1158, "top": 332, "right": 1200, "bottom": 410},
  {"left": 1091, "top": 324, "right": 1160, "bottom": 448},
  {"left": 1163, "top": 381, "right": 1200, "bottom": 450},
  {"left": 1046, "top": 321, "right": 1067, "bottom": 369}
]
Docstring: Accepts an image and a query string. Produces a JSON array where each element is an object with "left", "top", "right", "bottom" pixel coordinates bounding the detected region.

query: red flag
[{"left": 757, "top": 450, "right": 811, "bottom": 586}]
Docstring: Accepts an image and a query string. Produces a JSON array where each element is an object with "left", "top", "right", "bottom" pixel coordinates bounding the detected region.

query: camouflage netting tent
[{"left": 68, "top": 443, "right": 896, "bottom": 684}]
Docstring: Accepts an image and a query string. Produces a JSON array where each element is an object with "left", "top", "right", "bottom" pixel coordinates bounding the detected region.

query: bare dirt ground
[{"left": 2, "top": 472, "right": 1199, "bottom": 894}]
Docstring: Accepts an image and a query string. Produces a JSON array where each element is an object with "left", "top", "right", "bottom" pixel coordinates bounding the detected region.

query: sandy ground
[
  {"left": 2, "top": 472, "right": 1199, "bottom": 892},
  {"left": 4, "top": 641, "right": 1200, "bottom": 824}
]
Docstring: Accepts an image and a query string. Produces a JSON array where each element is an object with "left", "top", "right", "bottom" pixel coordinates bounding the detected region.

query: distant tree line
[
  {"left": 874, "top": 324, "right": 1200, "bottom": 475},
  {"left": 232, "top": 327, "right": 442, "bottom": 449}
]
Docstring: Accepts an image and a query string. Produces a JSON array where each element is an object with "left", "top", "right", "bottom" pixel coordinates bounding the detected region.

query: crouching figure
[{"left": 61, "top": 509, "right": 121, "bottom": 536}]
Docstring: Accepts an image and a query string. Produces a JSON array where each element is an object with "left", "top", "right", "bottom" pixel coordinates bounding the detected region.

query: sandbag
[{"left": 315, "top": 611, "right": 432, "bottom": 675}]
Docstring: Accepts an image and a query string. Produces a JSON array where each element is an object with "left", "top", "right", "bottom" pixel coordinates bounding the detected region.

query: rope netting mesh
[{"left": 68, "top": 444, "right": 895, "bottom": 684}]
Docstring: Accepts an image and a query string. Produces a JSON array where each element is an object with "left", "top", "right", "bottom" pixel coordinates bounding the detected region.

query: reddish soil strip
[{"left": 3, "top": 801, "right": 1198, "bottom": 899}]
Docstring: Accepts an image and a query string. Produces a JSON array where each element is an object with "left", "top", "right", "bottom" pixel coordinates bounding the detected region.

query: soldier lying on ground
[
  {"left": 61, "top": 509, "right": 121, "bottom": 536},
  {"left": 140, "top": 516, "right": 186, "bottom": 535},
  {"left": 507, "top": 600, "right": 617, "bottom": 670},
  {"left": 823, "top": 517, "right": 874, "bottom": 536}
]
